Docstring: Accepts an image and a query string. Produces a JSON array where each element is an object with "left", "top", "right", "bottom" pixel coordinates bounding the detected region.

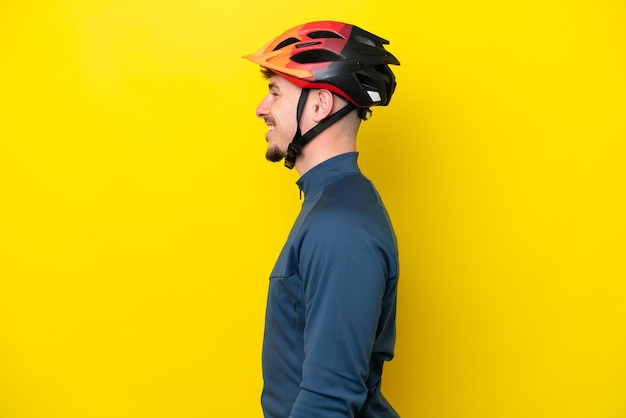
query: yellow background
[{"left": 1, "top": 1, "right": 625, "bottom": 417}]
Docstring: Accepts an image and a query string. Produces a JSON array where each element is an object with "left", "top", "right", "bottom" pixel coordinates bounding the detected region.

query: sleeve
[{"left": 289, "top": 213, "right": 388, "bottom": 417}]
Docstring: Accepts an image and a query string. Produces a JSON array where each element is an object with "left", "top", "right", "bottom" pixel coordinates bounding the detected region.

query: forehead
[{"left": 269, "top": 74, "right": 301, "bottom": 94}]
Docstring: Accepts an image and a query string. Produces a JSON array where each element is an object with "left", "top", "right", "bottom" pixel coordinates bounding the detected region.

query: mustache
[{"left": 264, "top": 118, "right": 276, "bottom": 125}]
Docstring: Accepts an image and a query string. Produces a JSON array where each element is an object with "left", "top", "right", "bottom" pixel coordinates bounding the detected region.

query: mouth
[
  {"left": 264, "top": 122, "right": 276, "bottom": 141},
  {"left": 264, "top": 118, "right": 276, "bottom": 133}
]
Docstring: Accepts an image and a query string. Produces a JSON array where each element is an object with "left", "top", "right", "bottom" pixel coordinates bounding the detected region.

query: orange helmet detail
[{"left": 244, "top": 21, "right": 399, "bottom": 108}]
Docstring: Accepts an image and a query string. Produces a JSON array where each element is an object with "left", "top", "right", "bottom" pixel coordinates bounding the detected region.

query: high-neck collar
[{"left": 296, "top": 152, "right": 360, "bottom": 198}]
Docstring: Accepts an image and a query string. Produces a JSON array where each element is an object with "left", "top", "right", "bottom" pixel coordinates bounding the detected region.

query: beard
[{"left": 266, "top": 144, "right": 286, "bottom": 163}]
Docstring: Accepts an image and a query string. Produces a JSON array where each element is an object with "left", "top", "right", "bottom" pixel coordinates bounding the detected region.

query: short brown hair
[{"left": 260, "top": 68, "right": 274, "bottom": 79}]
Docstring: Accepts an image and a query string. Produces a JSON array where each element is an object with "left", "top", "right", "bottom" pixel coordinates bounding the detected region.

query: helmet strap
[
  {"left": 284, "top": 89, "right": 309, "bottom": 169},
  {"left": 284, "top": 89, "right": 355, "bottom": 169}
]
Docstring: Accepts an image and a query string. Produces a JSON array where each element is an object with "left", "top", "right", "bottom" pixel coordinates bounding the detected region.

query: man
[{"left": 244, "top": 21, "right": 401, "bottom": 417}]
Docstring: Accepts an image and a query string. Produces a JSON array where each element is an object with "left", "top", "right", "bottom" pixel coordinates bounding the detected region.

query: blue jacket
[{"left": 261, "top": 152, "right": 400, "bottom": 417}]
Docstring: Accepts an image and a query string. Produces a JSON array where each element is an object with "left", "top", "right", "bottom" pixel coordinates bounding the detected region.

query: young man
[{"left": 244, "top": 21, "right": 401, "bottom": 417}]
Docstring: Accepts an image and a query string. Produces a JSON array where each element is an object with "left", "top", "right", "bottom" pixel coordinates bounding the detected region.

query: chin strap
[{"left": 284, "top": 89, "right": 356, "bottom": 170}]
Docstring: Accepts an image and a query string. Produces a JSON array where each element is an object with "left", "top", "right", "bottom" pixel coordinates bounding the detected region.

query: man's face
[{"left": 256, "top": 74, "right": 301, "bottom": 162}]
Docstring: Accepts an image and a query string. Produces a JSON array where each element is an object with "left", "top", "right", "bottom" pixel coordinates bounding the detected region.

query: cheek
[
  {"left": 278, "top": 105, "right": 297, "bottom": 130},
  {"left": 280, "top": 118, "right": 296, "bottom": 139}
]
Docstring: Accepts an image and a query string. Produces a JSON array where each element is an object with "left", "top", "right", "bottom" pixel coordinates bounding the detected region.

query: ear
[{"left": 310, "top": 89, "right": 335, "bottom": 123}]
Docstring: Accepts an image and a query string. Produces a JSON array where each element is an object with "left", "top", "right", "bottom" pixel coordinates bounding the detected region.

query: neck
[{"left": 294, "top": 127, "right": 357, "bottom": 175}]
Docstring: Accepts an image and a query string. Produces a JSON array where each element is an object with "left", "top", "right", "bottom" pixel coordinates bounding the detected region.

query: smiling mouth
[{"left": 264, "top": 118, "right": 276, "bottom": 132}]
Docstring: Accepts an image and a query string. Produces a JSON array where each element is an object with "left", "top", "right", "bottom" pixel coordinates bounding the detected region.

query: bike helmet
[
  {"left": 244, "top": 21, "right": 399, "bottom": 108},
  {"left": 244, "top": 21, "right": 400, "bottom": 169}
]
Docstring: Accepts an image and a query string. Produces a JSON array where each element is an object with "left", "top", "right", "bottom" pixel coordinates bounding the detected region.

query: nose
[{"left": 256, "top": 94, "right": 271, "bottom": 118}]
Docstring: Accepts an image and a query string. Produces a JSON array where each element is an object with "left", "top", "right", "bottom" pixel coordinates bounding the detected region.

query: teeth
[{"left": 267, "top": 125, "right": 275, "bottom": 131}]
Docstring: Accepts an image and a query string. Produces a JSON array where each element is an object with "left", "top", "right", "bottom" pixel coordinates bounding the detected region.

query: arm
[{"left": 289, "top": 218, "right": 388, "bottom": 417}]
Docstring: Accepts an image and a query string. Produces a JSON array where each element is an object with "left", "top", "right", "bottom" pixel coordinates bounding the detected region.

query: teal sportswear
[{"left": 261, "top": 152, "right": 400, "bottom": 417}]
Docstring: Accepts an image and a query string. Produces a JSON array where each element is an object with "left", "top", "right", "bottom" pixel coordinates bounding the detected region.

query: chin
[{"left": 266, "top": 144, "right": 285, "bottom": 162}]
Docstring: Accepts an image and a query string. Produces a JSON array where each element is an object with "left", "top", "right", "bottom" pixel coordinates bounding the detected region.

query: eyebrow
[{"left": 268, "top": 82, "right": 279, "bottom": 91}]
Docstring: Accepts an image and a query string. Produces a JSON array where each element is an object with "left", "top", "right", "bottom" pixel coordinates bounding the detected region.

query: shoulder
[
  {"left": 302, "top": 173, "right": 392, "bottom": 246},
  {"left": 312, "top": 173, "right": 381, "bottom": 216},
  {"left": 309, "top": 173, "right": 373, "bottom": 218}
]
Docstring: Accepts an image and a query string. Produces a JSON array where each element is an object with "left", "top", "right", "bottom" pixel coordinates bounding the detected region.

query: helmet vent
[
  {"left": 296, "top": 41, "right": 322, "bottom": 49},
  {"left": 355, "top": 71, "right": 377, "bottom": 89},
  {"left": 353, "top": 35, "right": 376, "bottom": 47},
  {"left": 308, "top": 31, "right": 344, "bottom": 39},
  {"left": 291, "top": 50, "right": 342, "bottom": 64},
  {"left": 273, "top": 37, "right": 300, "bottom": 51}
]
